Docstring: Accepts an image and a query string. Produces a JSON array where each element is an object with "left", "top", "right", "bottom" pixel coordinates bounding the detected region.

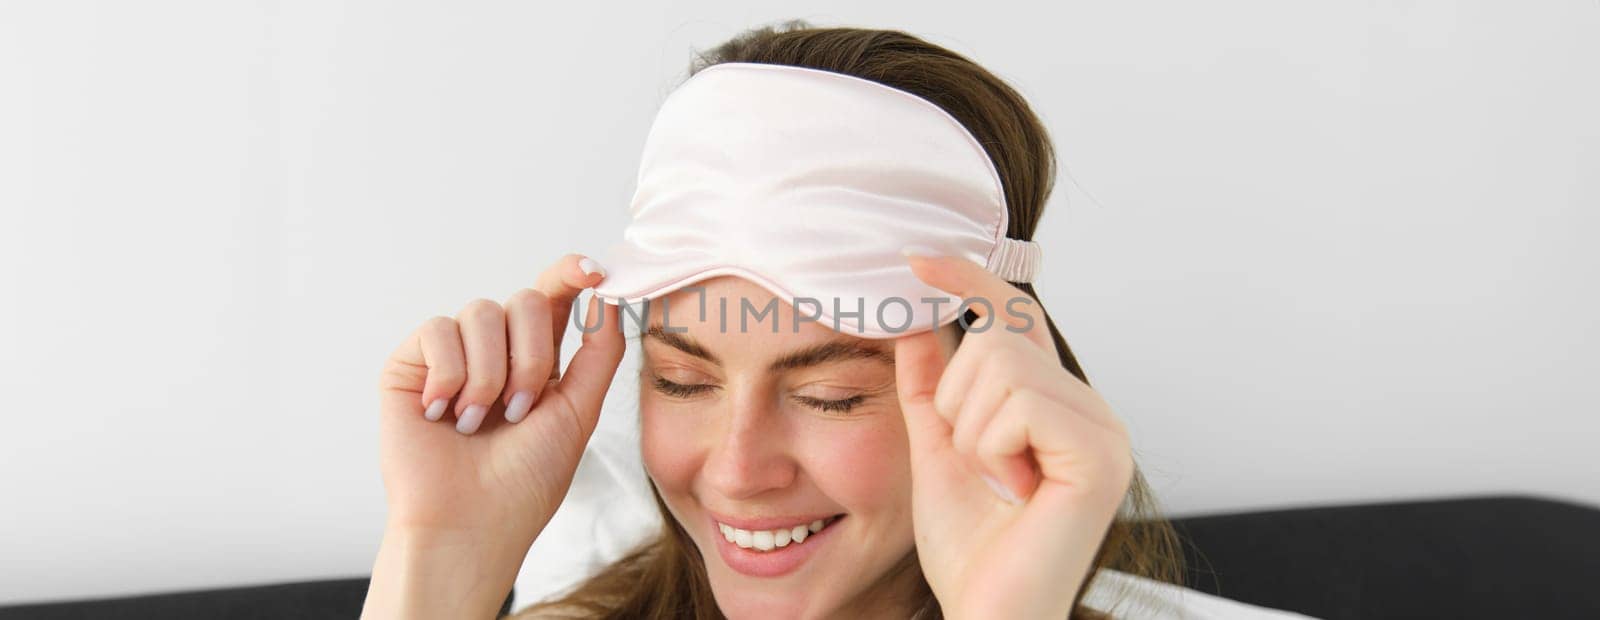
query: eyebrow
[
  {"left": 643, "top": 324, "right": 720, "bottom": 364},
  {"left": 643, "top": 324, "right": 894, "bottom": 372}
]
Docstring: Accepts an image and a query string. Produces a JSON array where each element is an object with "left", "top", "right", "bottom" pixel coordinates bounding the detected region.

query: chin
[{"left": 706, "top": 575, "right": 834, "bottom": 620}]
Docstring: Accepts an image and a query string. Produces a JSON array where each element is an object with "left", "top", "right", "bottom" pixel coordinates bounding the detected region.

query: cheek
[
  {"left": 640, "top": 398, "right": 704, "bottom": 495},
  {"left": 641, "top": 389, "right": 913, "bottom": 525},
  {"left": 797, "top": 416, "right": 912, "bottom": 516}
]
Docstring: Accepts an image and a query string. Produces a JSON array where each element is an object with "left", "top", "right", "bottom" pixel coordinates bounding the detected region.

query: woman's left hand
[{"left": 894, "top": 252, "right": 1134, "bottom": 619}]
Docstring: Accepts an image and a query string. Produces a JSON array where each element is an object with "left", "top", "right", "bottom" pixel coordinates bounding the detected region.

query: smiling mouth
[{"left": 716, "top": 514, "right": 845, "bottom": 552}]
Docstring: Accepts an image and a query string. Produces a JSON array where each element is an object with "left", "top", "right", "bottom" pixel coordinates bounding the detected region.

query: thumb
[
  {"left": 894, "top": 328, "right": 954, "bottom": 460},
  {"left": 546, "top": 293, "right": 626, "bottom": 441}
]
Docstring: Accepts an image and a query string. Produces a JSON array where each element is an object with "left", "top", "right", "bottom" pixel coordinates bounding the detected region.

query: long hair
[{"left": 517, "top": 21, "right": 1185, "bottom": 619}]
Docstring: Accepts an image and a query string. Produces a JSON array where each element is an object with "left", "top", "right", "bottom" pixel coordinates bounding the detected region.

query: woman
[{"left": 363, "top": 23, "right": 1187, "bottom": 619}]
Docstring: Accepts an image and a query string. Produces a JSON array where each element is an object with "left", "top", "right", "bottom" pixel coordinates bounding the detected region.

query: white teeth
[
  {"left": 720, "top": 517, "right": 835, "bottom": 552},
  {"left": 752, "top": 530, "right": 775, "bottom": 551}
]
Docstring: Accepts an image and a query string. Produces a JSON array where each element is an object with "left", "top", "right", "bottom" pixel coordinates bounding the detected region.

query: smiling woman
[
  {"left": 498, "top": 22, "right": 1187, "bottom": 620},
  {"left": 364, "top": 20, "right": 1197, "bottom": 620}
]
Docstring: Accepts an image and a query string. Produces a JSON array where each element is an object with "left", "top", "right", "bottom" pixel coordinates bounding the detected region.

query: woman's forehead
[
  {"left": 640, "top": 276, "right": 843, "bottom": 336},
  {"left": 636, "top": 277, "right": 895, "bottom": 368},
  {"left": 641, "top": 319, "right": 894, "bottom": 369}
]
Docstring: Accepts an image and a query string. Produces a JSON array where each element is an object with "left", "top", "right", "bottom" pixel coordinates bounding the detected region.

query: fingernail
[
  {"left": 456, "top": 404, "right": 488, "bottom": 434},
  {"left": 423, "top": 398, "right": 448, "bottom": 421},
  {"left": 901, "top": 244, "right": 940, "bottom": 258},
  {"left": 578, "top": 257, "right": 606, "bottom": 278},
  {"left": 981, "top": 474, "right": 1022, "bottom": 505},
  {"left": 504, "top": 391, "right": 533, "bottom": 423}
]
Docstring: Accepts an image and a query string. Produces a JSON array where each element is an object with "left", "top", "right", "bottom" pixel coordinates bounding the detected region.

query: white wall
[{"left": 2, "top": 0, "right": 1596, "bottom": 607}]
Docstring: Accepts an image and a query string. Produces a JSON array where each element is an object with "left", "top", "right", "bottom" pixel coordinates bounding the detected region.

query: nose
[{"left": 701, "top": 390, "right": 797, "bottom": 501}]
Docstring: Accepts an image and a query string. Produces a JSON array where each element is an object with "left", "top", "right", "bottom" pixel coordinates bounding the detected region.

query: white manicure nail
[
  {"left": 578, "top": 257, "right": 605, "bottom": 277},
  {"left": 423, "top": 398, "right": 448, "bottom": 421},
  {"left": 900, "top": 244, "right": 940, "bottom": 258},
  {"left": 456, "top": 404, "right": 487, "bottom": 434},
  {"left": 504, "top": 391, "right": 533, "bottom": 423},
  {"left": 981, "top": 474, "right": 1022, "bottom": 505}
]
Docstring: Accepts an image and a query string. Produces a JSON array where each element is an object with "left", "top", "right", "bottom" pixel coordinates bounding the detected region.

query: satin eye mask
[{"left": 589, "top": 62, "right": 1042, "bottom": 338}]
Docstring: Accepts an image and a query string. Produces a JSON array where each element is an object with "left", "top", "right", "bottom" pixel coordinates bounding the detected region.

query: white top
[{"left": 1082, "top": 568, "right": 1321, "bottom": 619}]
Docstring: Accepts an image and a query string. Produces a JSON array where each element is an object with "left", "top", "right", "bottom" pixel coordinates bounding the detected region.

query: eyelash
[
  {"left": 651, "top": 376, "right": 713, "bottom": 398},
  {"left": 795, "top": 394, "right": 866, "bottom": 413},
  {"left": 650, "top": 376, "right": 866, "bottom": 414}
]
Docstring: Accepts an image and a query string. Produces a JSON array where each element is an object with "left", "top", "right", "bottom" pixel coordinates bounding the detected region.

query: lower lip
[{"left": 710, "top": 516, "right": 842, "bottom": 578}]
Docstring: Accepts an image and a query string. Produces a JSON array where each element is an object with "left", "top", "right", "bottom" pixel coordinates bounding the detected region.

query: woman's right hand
[{"left": 363, "top": 254, "right": 624, "bottom": 619}]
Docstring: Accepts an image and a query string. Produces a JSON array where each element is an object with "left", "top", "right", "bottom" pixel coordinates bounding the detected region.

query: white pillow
[{"left": 513, "top": 337, "right": 662, "bottom": 610}]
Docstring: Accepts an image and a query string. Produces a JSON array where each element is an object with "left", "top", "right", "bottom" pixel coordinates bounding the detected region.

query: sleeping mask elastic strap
[{"left": 589, "top": 62, "right": 1043, "bottom": 338}]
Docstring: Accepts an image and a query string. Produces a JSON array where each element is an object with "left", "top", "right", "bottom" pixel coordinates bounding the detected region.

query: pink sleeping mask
[{"left": 589, "top": 62, "right": 1043, "bottom": 338}]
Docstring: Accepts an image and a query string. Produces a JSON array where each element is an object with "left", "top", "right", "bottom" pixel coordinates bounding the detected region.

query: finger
[
  {"left": 948, "top": 329, "right": 1082, "bottom": 428},
  {"left": 453, "top": 298, "right": 508, "bottom": 434},
  {"left": 894, "top": 328, "right": 954, "bottom": 460},
  {"left": 930, "top": 323, "right": 998, "bottom": 424},
  {"left": 903, "top": 252, "right": 1053, "bottom": 354},
  {"left": 1003, "top": 344, "right": 1126, "bottom": 437},
  {"left": 976, "top": 387, "right": 1129, "bottom": 505},
  {"left": 502, "top": 288, "right": 556, "bottom": 423},
  {"left": 949, "top": 356, "right": 1011, "bottom": 457},
  {"left": 974, "top": 389, "right": 1050, "bottom": 504},
  {"left": 545, "top": 294, "right": 625, "bottom": 441},
  {"left": 415, "top": 316, "right": 467, "bottom": 422},
  {"left": 533, "top": 253, "right": 607, "bottom": 382}
]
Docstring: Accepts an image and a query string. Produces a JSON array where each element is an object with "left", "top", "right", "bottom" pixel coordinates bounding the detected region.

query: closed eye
[
  {"left": 792, "top": 394, "right": 865, "bottom": 414},
  {"left": 651, "top": 376, "right": 715, "bottom": 398},
  {"left": 650, "top": 376, "right": 866, "bottom": 414}
]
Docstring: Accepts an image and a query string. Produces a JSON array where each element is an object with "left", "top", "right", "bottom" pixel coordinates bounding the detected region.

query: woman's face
[{"left": 638, "top": 276, "right": 958, "bottom": 619}]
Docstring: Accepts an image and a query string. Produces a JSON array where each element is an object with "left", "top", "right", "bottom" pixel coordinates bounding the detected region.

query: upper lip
[{"left": 706, "top": 509, "right": 843, "bottom": 531}]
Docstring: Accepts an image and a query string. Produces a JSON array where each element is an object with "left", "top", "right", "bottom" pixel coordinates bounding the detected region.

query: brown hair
[{"left": 516, "top": 21, "right": 1184, "bottom": 619}]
